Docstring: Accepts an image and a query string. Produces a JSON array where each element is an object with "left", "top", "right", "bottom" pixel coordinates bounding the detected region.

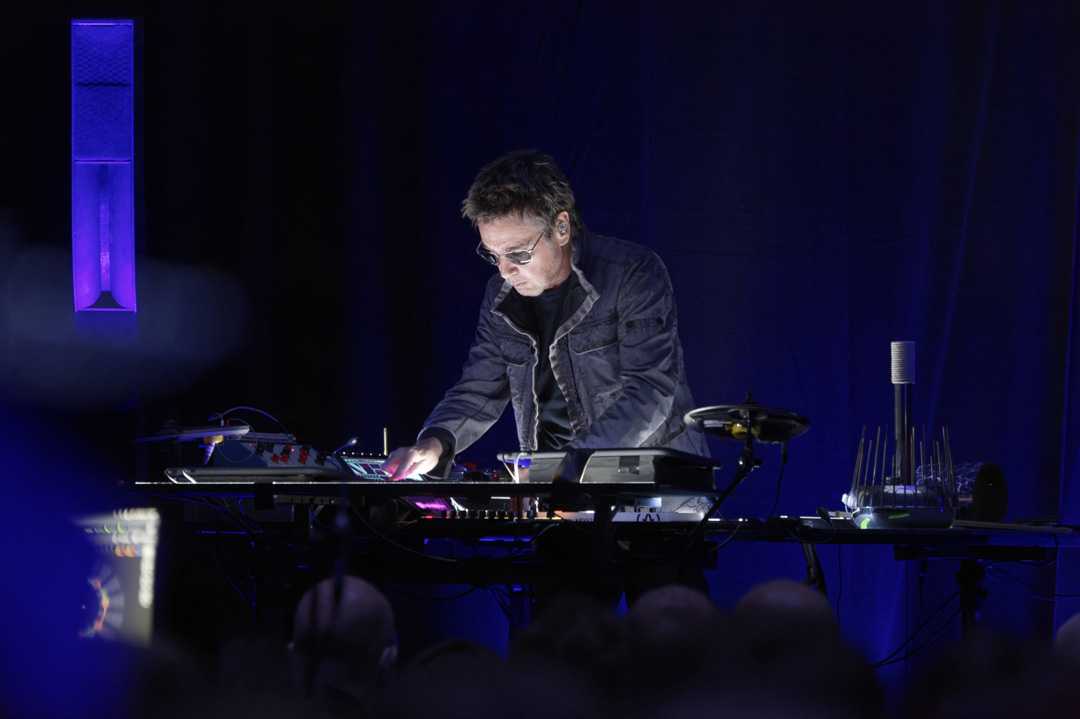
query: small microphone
[
  {"left": 891, "top": 341, "right": 914, "bottom": 484},
  {"left": 332, "top": 436, "right": 358, "bottom": 455},
  {"left": 891, "top": 341, "right": 915, "bottom": 385}
]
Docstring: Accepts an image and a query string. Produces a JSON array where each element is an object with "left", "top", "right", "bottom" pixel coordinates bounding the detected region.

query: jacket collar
[
  {"left": 567, "top": 230, "right": 598, "bottom": 304},
  {"left": 491, "top": 229, "right": 599, "bottom": 328}
]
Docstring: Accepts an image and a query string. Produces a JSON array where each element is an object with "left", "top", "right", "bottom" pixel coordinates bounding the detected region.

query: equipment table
[{"left": 139, "top": 478, "right": 1079, "bottom": 636}]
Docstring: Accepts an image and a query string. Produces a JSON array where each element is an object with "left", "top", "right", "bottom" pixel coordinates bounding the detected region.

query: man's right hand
[{"left": 382, "top": 437, "right": 443, "bottom": 481}]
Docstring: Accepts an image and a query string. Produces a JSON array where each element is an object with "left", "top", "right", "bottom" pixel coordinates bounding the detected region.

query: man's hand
[{"left": 382, "top": 437, "right": 443, "bottom": 481}]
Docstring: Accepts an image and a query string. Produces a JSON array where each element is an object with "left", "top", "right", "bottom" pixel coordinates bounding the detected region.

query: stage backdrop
[
  {"left": 336, "top": 0, "right": 1080, "bottom": 673},
  {"left": 1, "top": 0, "right": 1078, "bottom": 686}
]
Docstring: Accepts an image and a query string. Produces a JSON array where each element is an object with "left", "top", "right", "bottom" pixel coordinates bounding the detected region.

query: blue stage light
[{"left": 71, "top": 20, "right": 136, "bottom": 312}]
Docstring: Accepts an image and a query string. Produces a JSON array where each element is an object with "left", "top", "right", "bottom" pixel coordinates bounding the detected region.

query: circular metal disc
[{"left": 683, "top": 404, "right": 809, "bottom": 444}]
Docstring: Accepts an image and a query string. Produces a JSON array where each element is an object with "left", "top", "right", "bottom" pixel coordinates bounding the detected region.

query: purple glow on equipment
[{"left": 71, "top": 20, "right": 136, "bottom": 311}]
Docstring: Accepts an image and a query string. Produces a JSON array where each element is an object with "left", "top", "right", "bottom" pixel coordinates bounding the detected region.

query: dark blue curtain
[
  {"left": 343, "top": 0, "right": 1080, "bottom": 672},
  {"left": 1, "top": 0, "right": 1077, "bottom": 694}
]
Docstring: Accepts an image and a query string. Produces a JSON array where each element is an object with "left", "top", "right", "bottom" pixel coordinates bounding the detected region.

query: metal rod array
[{"left": 848, "top": 425, "right": 955, "bottom": 511}]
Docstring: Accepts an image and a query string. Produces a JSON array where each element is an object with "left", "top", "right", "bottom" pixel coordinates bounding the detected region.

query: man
[{"left": 384, "top": 149, "right": 707, "bottom": 480}]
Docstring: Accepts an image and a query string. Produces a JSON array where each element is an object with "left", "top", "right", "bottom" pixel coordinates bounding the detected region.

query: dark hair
[{"left": 462, "top": 150, "right": 583, "bottom": 235}]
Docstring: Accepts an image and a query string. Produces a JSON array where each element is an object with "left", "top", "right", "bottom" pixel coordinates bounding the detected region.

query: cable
[
  {"left": 209, "top": 405, "right": 291, "bottom": 434},
  {"left": 766, "top": 442, "right": 789, "bottom": 518},
  {"left": 711, "top": 521, "right": 743, "bottom": 551},
  {"left": 210, "top": 534, "right": 256, "bottom": 609},
  {"left": 348, "top": 507, "right": 459, "bottom": 565},
  {"left": 871, "top": 590, "right": 959, "bottom": 667},
  {"left": 984, "top": 565, "right": 1080, "bottom": 600},
  {"left": 874, "top": 607, "right": 962, "bottom": 668},
  {"left": 149, "top": 493, "right": 262, "bottom": 538},
  {"left": 150, "top": 494, "right": 259, "bottom": 608},
  {"left": 685, "top": 484, "right": 735, "bottom": 550},
  {"left": 219, "top": 497, "right": 266, "bottom": 536},
  {"left": 212, "top": 437, "right": 258, "bottom": 465},
  {"left": 835, "top": 544, "right": 843, "bottom": 623},
  {"left": 686, "top": 440, "right": 788, "bottom": 557},
  {"left": 680, "top": 512, "right": 747, "bottom": 566},
  {"left": 507, "top": 521, "right": 563, "bottom": 559}
]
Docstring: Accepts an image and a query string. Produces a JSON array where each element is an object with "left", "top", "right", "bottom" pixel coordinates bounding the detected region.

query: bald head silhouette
[
  {"left": 290, "top": 575, "right": 397, "bottom": 705},
  {"left": 736, "top": 578, "right": 836, "bottom": 629}
]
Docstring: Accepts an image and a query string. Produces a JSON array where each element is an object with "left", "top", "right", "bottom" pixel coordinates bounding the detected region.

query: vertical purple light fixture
[{"left": 71, "top": 20, "right": 136, "bottom": 312}]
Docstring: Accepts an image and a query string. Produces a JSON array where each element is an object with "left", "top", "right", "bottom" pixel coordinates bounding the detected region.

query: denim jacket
[{"left": 420, "top": 231, "right": 708, "bottom": 459}]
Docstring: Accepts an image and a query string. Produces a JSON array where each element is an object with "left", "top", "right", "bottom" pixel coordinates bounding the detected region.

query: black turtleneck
[{"left": 522, "top": 272, "right": 579, "bottom": 450}]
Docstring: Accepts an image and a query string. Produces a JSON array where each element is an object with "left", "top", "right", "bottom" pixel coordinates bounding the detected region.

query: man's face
[{"left": 477, "top": 214, "right": 571, "bottom": 297}]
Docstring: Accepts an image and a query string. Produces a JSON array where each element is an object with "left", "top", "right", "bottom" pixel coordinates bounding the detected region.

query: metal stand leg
[
  {"left": 801, "top": 542, "right": 827, "bottom": 595},
  {"left": 956, "top": 559, "right": 986, "bottom": 639},
  {"left": 506, "top": 584, "right": 531, "bottom": 636}
]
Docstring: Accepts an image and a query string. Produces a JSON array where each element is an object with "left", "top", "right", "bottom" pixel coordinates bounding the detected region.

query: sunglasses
[{"left": 475, "top": 229, "right": 546, "bottom": 267}]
